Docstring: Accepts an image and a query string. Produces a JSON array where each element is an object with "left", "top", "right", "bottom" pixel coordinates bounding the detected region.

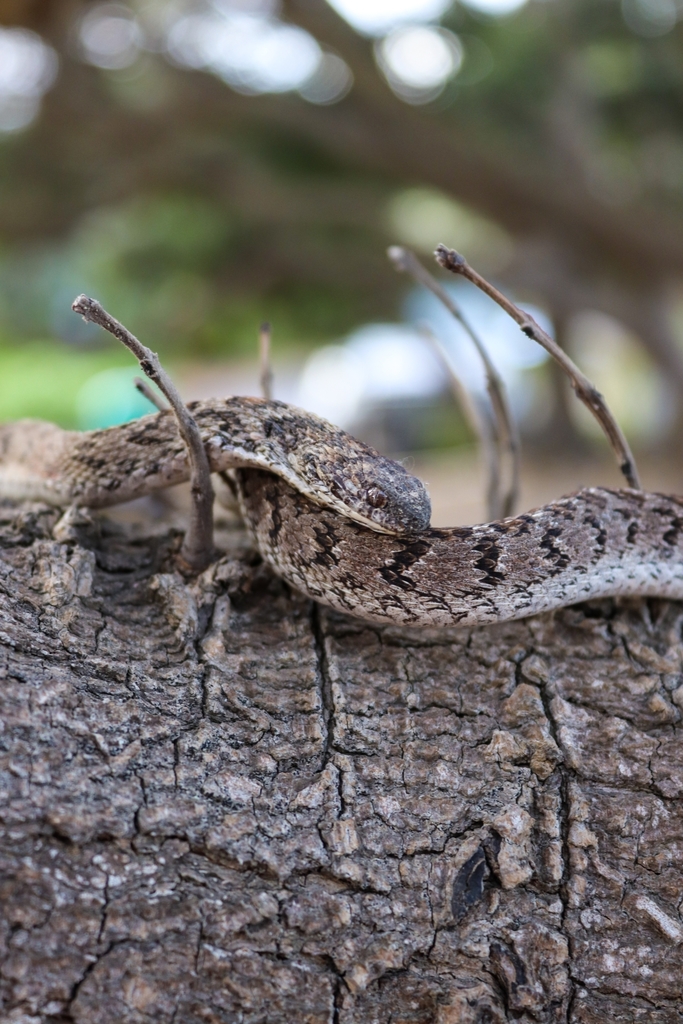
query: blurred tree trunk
[{"left": 2, "top": 500, "right": 683, "bottom": 1023}]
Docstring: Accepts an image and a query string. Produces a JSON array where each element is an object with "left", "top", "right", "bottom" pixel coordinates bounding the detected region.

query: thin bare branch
[
  {"left": 259, "top": 321, "right": 273, "bottom": 401},
  {"left": 419, "top": 324, "right": 501, "bottom": 521},
  {"left": 388, "top": 245, "right": 520, "bottom": 518},
  {"left": 72, "top": 295, "right": 215, "bottom": 571},
  {"left": 134, "top": 377, "right": 168, "bottom": 413},
  {"left": 434, "top": 244, "right": 642, "bottom": 491}
]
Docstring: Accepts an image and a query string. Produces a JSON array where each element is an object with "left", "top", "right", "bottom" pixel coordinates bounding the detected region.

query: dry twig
[
  {"left": 419, "top": 325, "right": 500, "bottom": 522},
  {"left": 259, "top": 321, "right": 273, "bottom": 401},
  {"left": 72, "top": 295, "right": 215, "bottom": 571},
  {"left": 434, "top": 245, "right": 641, "bottom": 490},
  {"left": 388, "top": 245, "right": 520, "bottom": 518},
  {"left": 134, "top": 376, "right": 168, "bottom": 413}
]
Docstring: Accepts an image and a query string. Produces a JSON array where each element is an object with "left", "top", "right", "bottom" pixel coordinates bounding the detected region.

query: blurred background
[{"left": 2, "top": 0, "right": 683, "bottom": 524}]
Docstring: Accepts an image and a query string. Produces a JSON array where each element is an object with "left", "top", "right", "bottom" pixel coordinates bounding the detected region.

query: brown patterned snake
[{"left": 1, "top": 395, "right": 683, "bottom": 627}]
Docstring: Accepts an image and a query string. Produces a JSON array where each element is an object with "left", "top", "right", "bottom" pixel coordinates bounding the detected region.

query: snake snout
[{"left": 367, "top": 462, "right": 432, "bottom": 535}]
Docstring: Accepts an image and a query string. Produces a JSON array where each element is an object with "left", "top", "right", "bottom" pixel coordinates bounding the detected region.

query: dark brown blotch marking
[
  {"left": 312, "top": 522, "right": 340, "bottom": 569},
  {"left": 262, "top": 478, "right": 283, "bottom": 546},
  {"left": 664, "top": 517, "right": 683, "bottom": 547},
  {"left": 540, "top": 526, "right": 570, "bottom": 574},
  {"left": 584, "top": 514, "right": 607, "bottom": 554},
  {"left": 379, "top": 538, "right": 431, "bottom": 590},
  {"left": 512, "top": 514, "right": 535, "bottom": 537},
  {"left": 473, "top": 535, "right": 505, "bottom": 586}
]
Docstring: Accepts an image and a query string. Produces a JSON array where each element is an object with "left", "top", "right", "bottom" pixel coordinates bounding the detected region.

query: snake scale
[{"left": 1, "top": 395, "right": 682, "bottom": 627}]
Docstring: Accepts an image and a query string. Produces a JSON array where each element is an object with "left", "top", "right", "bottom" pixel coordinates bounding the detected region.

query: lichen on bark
[{"left": 1, "top": 500, "right": 683, "bottom": 1023}]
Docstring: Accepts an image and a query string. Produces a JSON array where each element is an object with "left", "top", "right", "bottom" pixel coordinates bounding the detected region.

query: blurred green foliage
[
  {"left": 0, "top": 190, "right": 378, "bottom": 358},
  {"left": 439, "top": 0, "right": 683, "bottom": 204},
  {"left": 0, "top": 339, "right": 135, "bottom": 427},
  {"left": 0, "top": 158, "right": 394, "bottom": 425}
]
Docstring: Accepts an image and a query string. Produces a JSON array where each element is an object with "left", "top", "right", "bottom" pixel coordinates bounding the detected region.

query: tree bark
[{"left": 1, "top": 500, "right": 683, "bottom": 1023}]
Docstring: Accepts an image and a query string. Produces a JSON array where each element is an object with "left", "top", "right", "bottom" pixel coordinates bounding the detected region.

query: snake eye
[{"left": 367, "top": 486, "right": 388, "bottom": 509}]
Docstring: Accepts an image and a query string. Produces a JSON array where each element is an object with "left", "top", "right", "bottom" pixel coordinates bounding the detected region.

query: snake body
[{"left": 1, "top": 397, "right": 682, "bottom": 627}]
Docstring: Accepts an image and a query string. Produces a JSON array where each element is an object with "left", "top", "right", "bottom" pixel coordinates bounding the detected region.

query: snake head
[
  {"left": 230, "top": 399, "right": 433, "bottom": 536},
  {"left": 318, "top": 452, "right": 431, "bottom": 535},
  {"left": 357, "top": 458, "right": 431, "bottom": 534}
]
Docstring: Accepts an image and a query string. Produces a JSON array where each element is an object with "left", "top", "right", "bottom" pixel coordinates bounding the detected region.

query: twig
[
  {"left": 419, "top": 324, "right": 501, "bottom": 521},
  {"left": 134, "top": 377, "right": 168, "bottom": 413},
  {"left": 434, "top": 245, "right": 642, "bottom": 490},
  {"left": 71, "top": 295, "right": 215, "bottom": 572},
  {"left": 388, "top": 245, "right": 520, "bottom": 518},
  {"left": 259, "top": 321, "right": 273, "bottom": 401}
]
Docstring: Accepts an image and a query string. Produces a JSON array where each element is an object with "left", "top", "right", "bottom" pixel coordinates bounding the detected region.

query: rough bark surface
[{"left": 1, "top": 500, "right": 683, "bottom": 1023}]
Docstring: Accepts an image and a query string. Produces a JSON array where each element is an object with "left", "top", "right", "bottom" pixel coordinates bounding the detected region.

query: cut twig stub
[
  {"left": 434, "top": 245, "right": 642, "bottom": 492},
  {"left": 259, "top": 321, "right": 273, "bottom": 402},
  {"left": 71, "top": 295, "right": 215, "bottom": 572}
]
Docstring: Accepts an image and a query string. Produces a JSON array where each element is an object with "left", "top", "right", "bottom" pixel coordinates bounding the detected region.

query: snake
[{"left": 1, "top": 396, "right": 682, "bottom": 627}]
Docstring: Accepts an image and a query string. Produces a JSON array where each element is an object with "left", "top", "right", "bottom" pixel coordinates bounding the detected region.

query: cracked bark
[{"left": 1, "top": 501, "right": 683, "bottom": 1023}]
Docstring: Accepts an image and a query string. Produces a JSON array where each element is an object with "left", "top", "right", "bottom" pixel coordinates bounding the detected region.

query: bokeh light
[
  {"left": 298, "top": 324, "right": 443, "bottom": 427},
  {"left": 325, "top": 0, "right": 453, "bottom": 37},
  {"left": 458, "top": 0, "right": 529, "bottom": 15},
  {"left": 298, "top": 52, "right": 354, "bottom": 104},
  {"left": 376, "top": 26, "right": 462, "bottom": 102},
  {"left": 621, "top": 0, "right": 679, "bottom": 37},
  {"left": 0, "top": 27, "right": 58, "bottom": 132},
  {"left": 78, "top": 3, "right": 143, "bottom": 70},
  {"left": 167, "top": 10, "right": 323, "bottom": 94}
]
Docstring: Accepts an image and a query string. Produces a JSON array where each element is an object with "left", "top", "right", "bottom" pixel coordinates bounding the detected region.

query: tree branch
[
  {"left": 134, "top": 377, "right": 168, "bottom": 413},
  {"left": 71, "top": 295, "right": 215, "bottom": 571},
  {"left": 435, "top": 245, "right": 641, "bottom": 490},
  {"left": 389, "top": 245, "right": 520, "bottom": 518},
  {"left": 419, "top": 324, "right": 501, "bottom": 522}
]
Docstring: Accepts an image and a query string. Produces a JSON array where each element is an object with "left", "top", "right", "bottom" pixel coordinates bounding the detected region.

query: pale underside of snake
[{"left": 1, "top": 396, "right": 683, "bottom": 628}]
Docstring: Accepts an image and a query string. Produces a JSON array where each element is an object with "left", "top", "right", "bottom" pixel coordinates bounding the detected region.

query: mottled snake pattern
[{"left": 1, "top": 397, "right": 682, "bottom": 627}]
